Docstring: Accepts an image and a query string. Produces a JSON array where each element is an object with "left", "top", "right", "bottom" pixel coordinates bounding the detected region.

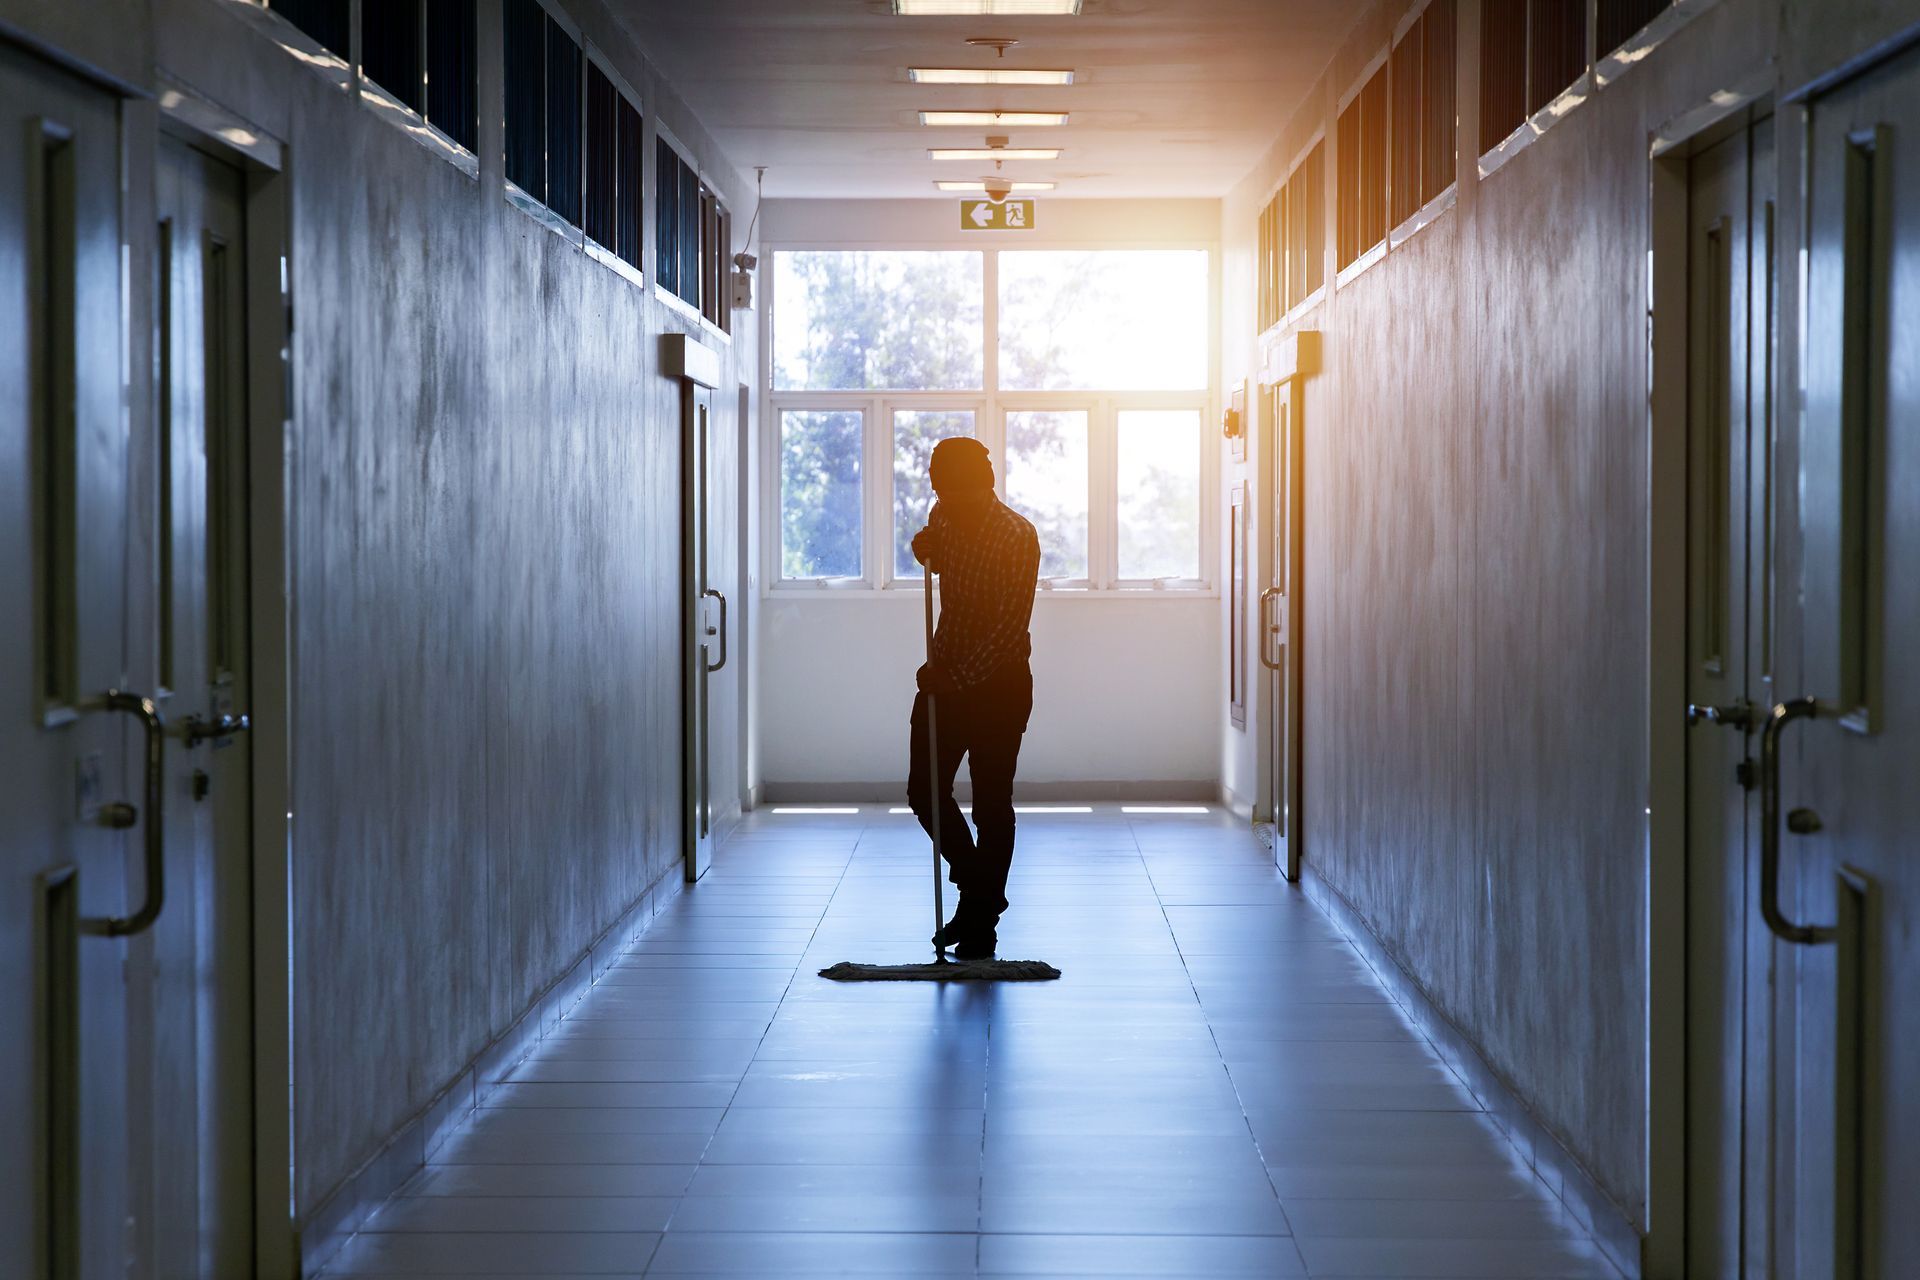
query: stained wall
[
  {"left": 1218, "top": 0, "right": 1780, "bottom": 1227},
  {"left": 3, "top": 0, "right": 758, "bottom": 1228}
]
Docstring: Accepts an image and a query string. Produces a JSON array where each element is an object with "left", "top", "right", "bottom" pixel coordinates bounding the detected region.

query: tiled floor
[{"left": 319, "top": 804, "right": 1622, "bottom": 1278}]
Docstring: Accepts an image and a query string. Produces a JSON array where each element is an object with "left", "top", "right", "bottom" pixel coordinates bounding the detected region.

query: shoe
[
  {"left": 932, "top": 913, "right": 966, "bottom": 948},
  {"left": 952, "top": 930, "right": 997, "bottom": 961}
]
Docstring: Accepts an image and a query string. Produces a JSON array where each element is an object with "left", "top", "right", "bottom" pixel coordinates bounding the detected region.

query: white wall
[
  {"left": 759, "top": 596, "right": 1218, "bottom": 795},
  {"left": 754, "top": 198, "right": 1223, "bottom": 797}
]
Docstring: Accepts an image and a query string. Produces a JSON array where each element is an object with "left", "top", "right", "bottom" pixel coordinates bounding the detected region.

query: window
[
  {"left": 998, "top": 250, "right": 1207, "bottom": 390},
  {"left": 774, "top": 251, "right": 983, "bottom": 391},
  {"left": 1480, "top": 0, "right": 1589, "bottom": 154},
  {"left": 1336, "top": 63, "right": 1388, "bottom": 269},
  {"left": 780, "top": 410, "right": 864, "bottom": 580},
  {"left": 657, "top": 138, "right": 721, "bottom": 313},
  {"left": 768, "top": 247, "right": 1212, "bottom": 592},
  {"left": 583, "top": 60, "right": 644, "bottom": 270},
  {"left": 1391, "top": 0, "right": 1456, "bottom": 228},
  {"left": 362, "top": 0, "right": 479, "bottom": 151},
  {"left": 502, "top": 0, "right": 582, "bottom": 223},
  {"left": 271, "top": 0, "right": 348, "bottom": 54},
  {"left": 1257, "top": 140, "right": 1325, "bottom": 331},
  {"left": 1598, "top": 0, "right": 1672, "bottom": 55},
  {"left": 700, "top": 188, "right": 732, "bottom": 332},
  {"left": 1005, "top": 411, "right": 1089, "bottom": 581},
  {"left": 893, "top": 410, "right": 976, "bottom": 578},
  {"left": 1116, "top": 410, "right": 1202, "bottom": 581}
]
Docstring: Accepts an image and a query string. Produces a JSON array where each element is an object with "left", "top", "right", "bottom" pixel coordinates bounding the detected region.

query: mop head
[{"left": 819, "top": 958, "right": 1061, "bottom": 982}]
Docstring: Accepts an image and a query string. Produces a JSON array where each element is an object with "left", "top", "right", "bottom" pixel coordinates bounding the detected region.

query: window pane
[
  {"left": 780, "top": 410, "right": 863, "bottom": 579},
  {"left": 364, "top": 0, "right": 423, "bottom": 113},
  {"left": 1005, "top": 410, "right": 1088, "bottom": 580},
  {"left": 998, "top": 250, "right": 1207, "bottom": 391},
  {"left": 774, "top": 251, "right": 983, "bottom": 390},
  {"left": 1117, "top": 409, "right": 1202, "bottom": 580},
  {"left": 893, "top": 411, "right": 977, "bottom": 578}
]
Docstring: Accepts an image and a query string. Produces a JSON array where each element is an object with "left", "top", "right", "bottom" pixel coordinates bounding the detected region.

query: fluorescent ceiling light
[
  {"left": 910, "top": 67, "right": 1075, "bottom": 85},
  {"left": 929, "top": 147, "right": 1061, "bottom": 161},
  {"left": 1122, "top": 805, "right": 1211, "bottom": 814},
  {"left": 894, "top": 0, "right": 1082, "bottom": 13},
  {"left": 921, "top": 110, "right": 1068, "bottom": 127},
  {"left": 936, "top": 180, "right": 1055, "bottom": 192},
  {"left": 771, "top": 806, "right": 860, "bottom": 814},
  {"left": 1012, "top": 805, "right": 1093, "bottom": 813}
]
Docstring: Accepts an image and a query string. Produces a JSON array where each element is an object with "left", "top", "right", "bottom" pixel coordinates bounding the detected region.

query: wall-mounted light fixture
[{"left": 935, "top": 180, "right": 1055, "bottom": 192}]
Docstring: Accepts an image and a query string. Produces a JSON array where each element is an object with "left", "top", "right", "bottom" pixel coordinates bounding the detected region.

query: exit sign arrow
[{"left": 959, "top": 199, "right": 1036, "bottom": 231}]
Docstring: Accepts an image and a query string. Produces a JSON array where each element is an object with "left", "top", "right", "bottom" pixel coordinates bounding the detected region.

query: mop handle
[{"left": 925, "top": 568, "right": 946, "bottom": 961}]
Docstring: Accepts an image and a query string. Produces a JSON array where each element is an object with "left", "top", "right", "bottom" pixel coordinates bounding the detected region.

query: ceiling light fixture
[
  {"left": 935, "top": 180, "right": 1056, "bottom": 191},
  {"left": 910, "top": 67, "right": 1075, "bottom": 85},
  {"left": 929, "top": 147, "right": 1061, "bottom": 160},
  {"left": 894, "top": 0, "right": 1082, "bottom": 14},
  {"left": 920, "top": 110, "right": 1068, "bottom": 126}
]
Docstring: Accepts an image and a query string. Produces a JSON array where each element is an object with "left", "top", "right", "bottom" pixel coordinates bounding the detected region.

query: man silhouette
[{"left": 908, "top": 437, "right": 1041, "bottom": 959}]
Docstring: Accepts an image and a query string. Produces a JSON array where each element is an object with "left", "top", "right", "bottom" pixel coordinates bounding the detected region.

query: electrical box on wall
[{"left": 732, "top": 252, "right": 756, "bottom": 311}]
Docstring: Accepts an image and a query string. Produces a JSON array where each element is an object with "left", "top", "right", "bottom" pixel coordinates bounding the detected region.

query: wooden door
[
  {"left": 0, "top": 45, "right": 134, "bottom": 1280},
  {"left": 1681, "top": 113, "right": 1777, "bottom": 1277}
]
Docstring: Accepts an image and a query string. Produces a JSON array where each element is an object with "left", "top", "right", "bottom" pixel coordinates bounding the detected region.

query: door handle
[
  {"left": 702, "top": 588, "right": 728, "bottom": 674},
  {"left": 1758, "top": 696, "right": 1838, "bottom": 946},
  {"left": 181, "top": 711, "right": 250, "bottom": 746},
  {"left": 1258, "top": 587, "right": 1284, "bottom": 671},
  {"left": 1686, "top": 700, "right": 1759, "bottom": 730},
  {"left": 78, "top": 691, "right": 167, "bottom": 937}
]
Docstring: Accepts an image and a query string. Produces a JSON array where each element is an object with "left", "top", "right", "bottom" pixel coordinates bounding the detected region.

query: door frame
[
  {"left": 153, "top": 83, "right": 296, "bottom": 1279},
  {"left": 1256, "top": 331, "right": 1314, "bottom": 880},
  {"left": 1644, "top": 78, "right": 1777, "bottom": 1278},
  {"left": 668, "top": 333, "right": 723, "bottom": 881}
]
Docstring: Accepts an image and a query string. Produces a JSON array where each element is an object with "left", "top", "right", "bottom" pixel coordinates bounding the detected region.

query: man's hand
[
  {"left": 911, "top": 525, "right": 938, "bottom": 570},
  {"left": 916, "top": 662, "right": 957, "bottom": 697}
]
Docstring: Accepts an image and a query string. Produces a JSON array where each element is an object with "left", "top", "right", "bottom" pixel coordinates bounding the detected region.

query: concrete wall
[
  {"left": 2, "top": 0, "right": 758, "bottom": 1230},
  {"left": 1218, "top": 0, "right": 1783, "bottom": 1228},
  {"left": 755, "top": 198, "right": 1224, "bottom": 796}
]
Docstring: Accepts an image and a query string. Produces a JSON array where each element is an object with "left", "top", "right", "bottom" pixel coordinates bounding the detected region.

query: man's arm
[
  {"left": 946, "top": 524, "right": 1041, "bottom": 688},
  {"left": 911, "top": 502, "right": 945, "bottom": 570}
]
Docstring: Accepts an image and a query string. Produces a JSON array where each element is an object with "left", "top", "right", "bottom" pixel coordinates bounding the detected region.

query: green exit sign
[{"left": 959, "top": 199, "right": 1036, "bottom": 231}]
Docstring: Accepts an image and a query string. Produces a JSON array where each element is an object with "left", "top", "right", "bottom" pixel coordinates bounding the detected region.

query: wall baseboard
[
  {"left": 1297, "top": 862, "right": 1644, "bottom": 1280},
  {"left": 758, "top": 779, "right": 1219, "bottom": 803},
  {"left": 295, "top": 860, "right": 687, "bottom": 1277}
]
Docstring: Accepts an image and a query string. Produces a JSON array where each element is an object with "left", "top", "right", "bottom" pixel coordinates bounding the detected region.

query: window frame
[
  {"left": 763, "top": 241, "right": 1217, "bottom": 598},
  {"left": 652, "top": 121, "right": 733, "bottom": 342}
]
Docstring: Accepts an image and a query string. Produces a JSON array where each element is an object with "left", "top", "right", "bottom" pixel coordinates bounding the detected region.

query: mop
[{"left": 820, "top": 568, "right": 1060, "bottom": 984}]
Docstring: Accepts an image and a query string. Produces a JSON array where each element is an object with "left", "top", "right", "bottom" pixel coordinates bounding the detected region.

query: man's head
[{"left": 930, "top": 437, "right": 995, "bottom": 510}]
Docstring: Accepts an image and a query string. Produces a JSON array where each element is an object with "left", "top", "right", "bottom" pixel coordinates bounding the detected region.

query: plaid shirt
[{"left": 926, "top": 497, "right": 1041, "bottom": 689}]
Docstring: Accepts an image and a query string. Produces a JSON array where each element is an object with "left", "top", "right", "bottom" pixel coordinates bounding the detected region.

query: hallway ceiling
[{"left": 618, "top": 0, "right": 1358, "bottom": 199}]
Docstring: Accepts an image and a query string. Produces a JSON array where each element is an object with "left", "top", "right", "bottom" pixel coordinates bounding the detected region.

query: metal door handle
[
  {"left": 1686, "top": 700, "right": 1758, "bottom": 730},
  {"left": 1759, "top": 696, "right": 1838, "bottom": 945},
  {"left": 702, "top": 588, "right": 728, "bottom": 674},
  {"left": 1258, "top": 587, "right": 1284, "bottom": 671},
  {"left": 79, "top": 691, "right": 166, "bottom": 937},
  {"left": 181, "top": 712, "right": 250, "bottom": 746}
]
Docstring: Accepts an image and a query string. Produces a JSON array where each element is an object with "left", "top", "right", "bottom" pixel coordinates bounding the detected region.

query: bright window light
[
  {"left": 1013, "top": 805, "right": 1093, "bottom": 813},
  {"left": 928, "top": 148, "right": 1061, "bottom": 161},
  {"left": 772, "top": 807, "right": 861, "bottom": 814},
  {"left": 1005, "top": 410, "right": 1089, "bottom": 581},
  {"left": 1116, "top": 409, "right": 1203, "bottom": 580},
  {"left": 1122, "top": 805, "right": 1211, "bottom": 814},
  {"left": 999, "top": 249, "right": 1209, "bottom": 390},
  {"left": 920, "top": 111, "right": 1068, "bottom": 127},
  {"left": 910, "top": 68, "right": 1075, "bottom": 85},
  {"left": 935, "top": 181, "right": 1055, "bottom": 192},
  {"left": 895, "top": 0, "right": 1082, "bottom": 12}
]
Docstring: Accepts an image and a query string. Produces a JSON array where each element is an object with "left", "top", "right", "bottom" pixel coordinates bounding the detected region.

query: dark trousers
[{"left": 906, "top": 666, "right": 1033, "bottom": 926}]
